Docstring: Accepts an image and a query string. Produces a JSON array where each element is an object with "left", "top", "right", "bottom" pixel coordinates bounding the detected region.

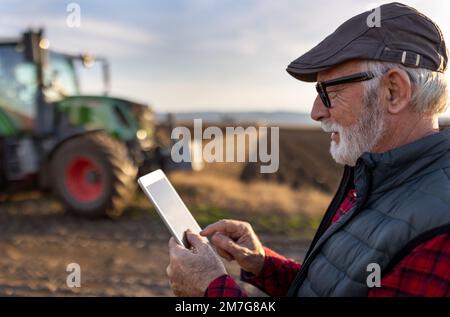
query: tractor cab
[{"left": 0, "top": 29, "right": 193, "bottom": 218}]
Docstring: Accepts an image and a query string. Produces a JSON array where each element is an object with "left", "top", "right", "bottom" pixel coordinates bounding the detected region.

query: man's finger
[
  {"left": 211, "top": 232, "right": 246, "bottom": 258},
  {"left": 201, "top": 219, "right": 235, "bottom": 235},
  {"left": 168, "top": 237, "right": 186, "bottom": 260},
  {"left": 216, "top": 247, "right": 234, "bottom": 261},
  {"left": 169, "top": 237, "right": 184, "bottom": 250},
  {"left": 210, "top": 233, "right": 235, "bottom": 260},
  {"left": 185, "top": 230, "right": 208, "bottom": 249},
  {"left": 201, "top": 219, "right": 244, "bottom": 238}
]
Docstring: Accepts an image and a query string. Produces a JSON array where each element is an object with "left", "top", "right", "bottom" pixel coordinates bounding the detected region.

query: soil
[{"left": 0, "top": 195, "right": 309, "bottom": 296}]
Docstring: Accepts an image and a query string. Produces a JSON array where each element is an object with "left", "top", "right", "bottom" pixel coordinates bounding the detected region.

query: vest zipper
[{"left": 287, "top": 165, "right": 354, "bottom": 296}]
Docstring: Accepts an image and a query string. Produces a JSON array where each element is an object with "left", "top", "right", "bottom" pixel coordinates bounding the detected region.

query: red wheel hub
[{"left": 65, "top": 156, "right": 104, "bottom": 203}]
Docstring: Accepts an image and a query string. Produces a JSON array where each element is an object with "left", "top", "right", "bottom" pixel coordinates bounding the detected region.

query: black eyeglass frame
[{"left": 316, "top": 72, "right": 375, "bottom": 108}]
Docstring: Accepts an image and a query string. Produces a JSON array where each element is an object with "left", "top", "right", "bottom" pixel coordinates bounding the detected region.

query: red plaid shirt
[{"left": 205, "top": 188, "right": 450, "bottom": 297}]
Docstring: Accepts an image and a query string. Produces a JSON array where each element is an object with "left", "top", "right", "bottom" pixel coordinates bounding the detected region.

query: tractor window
[
  {"left": 0, "top": 45, "right": 38, "bottom": 127},
  {"left": 45, "top": 52, "right": 79, "bottom": 101},
  {"left": 113, "top": 104, "right": 131, "bottom": 128}
]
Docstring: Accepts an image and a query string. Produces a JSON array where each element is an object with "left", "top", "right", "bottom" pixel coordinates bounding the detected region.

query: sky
[{"left": 0, "top": 0, "right": 449, "bottom": 116}]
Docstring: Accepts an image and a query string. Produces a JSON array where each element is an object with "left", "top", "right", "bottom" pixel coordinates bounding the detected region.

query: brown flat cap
[{"left": 287, "top": 2, "right": 448, "bottom": 82}]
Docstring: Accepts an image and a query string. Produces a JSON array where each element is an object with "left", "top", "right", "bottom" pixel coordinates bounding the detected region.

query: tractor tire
[{"left": 50, "top": 132, "right": 138, "bottom": 218}]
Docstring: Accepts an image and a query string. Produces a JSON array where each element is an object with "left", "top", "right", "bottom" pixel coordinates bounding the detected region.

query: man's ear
[{"left": 381, "top": 68, "right": 412, "bottom": 114}]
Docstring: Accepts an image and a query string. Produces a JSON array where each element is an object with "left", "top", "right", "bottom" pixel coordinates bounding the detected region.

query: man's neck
[{"left": 372, "top": 115, "right": 439, "bottom": 153}]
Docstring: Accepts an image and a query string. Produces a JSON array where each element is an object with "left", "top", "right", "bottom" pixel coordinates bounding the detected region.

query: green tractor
[{"left": 0, "top": 29, "right": 189, "bottom": 218}]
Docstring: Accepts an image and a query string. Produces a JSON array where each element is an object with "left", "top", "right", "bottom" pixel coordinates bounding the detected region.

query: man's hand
[
  {"left": 167, "top": 230, "right": 227, "bottom": 297},
  {"left": 201, "top": 220, "right": 265, "bottom": 275}
]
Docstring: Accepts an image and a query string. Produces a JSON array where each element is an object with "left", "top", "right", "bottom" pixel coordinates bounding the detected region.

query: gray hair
[{"left": 362, "top": 61, "right": 449, "bottom": 115}]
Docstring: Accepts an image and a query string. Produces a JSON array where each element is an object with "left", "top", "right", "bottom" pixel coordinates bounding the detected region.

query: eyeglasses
[{"left": 316, "top": 72, "right": 375, "bottom": 108}]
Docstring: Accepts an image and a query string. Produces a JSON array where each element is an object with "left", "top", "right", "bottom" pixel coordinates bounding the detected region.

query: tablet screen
[{"left": 146, "top": 177, "right": 201, "bottom": 243}]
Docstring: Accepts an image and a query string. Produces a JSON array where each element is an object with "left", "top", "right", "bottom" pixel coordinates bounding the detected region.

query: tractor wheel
[{"left": 50, "top": 132, "right": 138, "bottom": 218}]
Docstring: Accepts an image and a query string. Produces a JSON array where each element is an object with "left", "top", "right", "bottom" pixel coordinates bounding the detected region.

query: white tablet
[{"left": 137, "top": 169, "right": 201, "bottom": 247}]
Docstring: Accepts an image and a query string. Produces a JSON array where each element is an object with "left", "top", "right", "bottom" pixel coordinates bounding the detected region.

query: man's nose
[{"left": 310, "top": 95, "right": 330, "bottom": 122}]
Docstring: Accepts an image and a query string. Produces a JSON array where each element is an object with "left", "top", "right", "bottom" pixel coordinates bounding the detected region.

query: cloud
[
  {"left": 0, "top": 14, "right": 158, "bottom": 57},
  {"left": 72, "top": 18, "right": 157, "bottom": 46}
]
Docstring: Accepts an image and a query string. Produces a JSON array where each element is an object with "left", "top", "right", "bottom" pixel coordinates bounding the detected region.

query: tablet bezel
[{"left": 137, "top": 169, "right": 201, "bottom": 247}]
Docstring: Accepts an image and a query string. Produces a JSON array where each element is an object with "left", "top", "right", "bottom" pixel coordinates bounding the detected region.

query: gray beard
[{"left": 321, "top": 98, "right": 385, "bottom": 166}]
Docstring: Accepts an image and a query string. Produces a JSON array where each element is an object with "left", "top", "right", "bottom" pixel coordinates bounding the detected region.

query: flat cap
[{"left": 287, "top": 2, "right": 448, "bottom": 82}]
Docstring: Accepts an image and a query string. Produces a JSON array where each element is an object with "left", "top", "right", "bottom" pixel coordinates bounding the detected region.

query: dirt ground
[
  {"left": 241, "top": 127, "right": 342, "bottom": 192},
  {"left": 0, "top": 194, "right": 310, "bottom": 296}
]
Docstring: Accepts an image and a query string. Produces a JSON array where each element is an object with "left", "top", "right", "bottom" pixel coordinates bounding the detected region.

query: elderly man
[{"left": 167, "top": 2, "right": 450, "bottom": 297}]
